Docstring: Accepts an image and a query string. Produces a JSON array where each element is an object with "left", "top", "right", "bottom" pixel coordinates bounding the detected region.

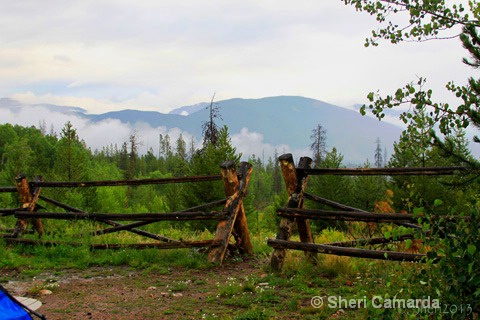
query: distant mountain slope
[
  {"left": 187, "top": 96, "right": 402, "bottom": 163},
  {"left": 168, "top": 102, "right": 209, "bottom": 116},
  {"left": 86, "top": 96, "right": 402, "bottom": 163},
  {"left": 0, "top": 97, "right": 87, "bottom": 114},
  {"left": 0, "top": 96, "right": 403, "bottom": 164}
]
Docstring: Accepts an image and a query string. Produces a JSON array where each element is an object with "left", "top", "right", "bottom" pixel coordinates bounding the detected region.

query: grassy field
[{"left": 0, "top": 220, "right": 441, "bottom": 319}]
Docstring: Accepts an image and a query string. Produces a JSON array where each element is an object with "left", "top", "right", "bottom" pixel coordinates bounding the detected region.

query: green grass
[{"left": 0, "top": 218, "right": 444, "bottom": 319}]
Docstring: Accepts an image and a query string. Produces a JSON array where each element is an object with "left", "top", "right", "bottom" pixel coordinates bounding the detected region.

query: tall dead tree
[
  {"left": 374, "top": 137, "right": 383, "bottom": 168},
  {"left": 310, "top": 124, "right": 327, "bottom": 167},
  {"left": 202, "top": 93, "right": 222, "bottom": 148}
]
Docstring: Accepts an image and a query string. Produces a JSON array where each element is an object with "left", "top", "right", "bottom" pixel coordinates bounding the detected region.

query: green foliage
[
  {"left": 373, "top": 200, "right": 480, "bottom": 319},
  {"left": 339, "top": 4, "right": 480, "bottom": 315},
  {"left": 351, "top": 160, "right": 387, "bottom": 212},
  {"left": 308, "top": 148, "right": 353, "bottom": 230},
  {"left": 416, "top": 201, "right": 480, "bottom": 316},
  {"left": 182, "top": 126, "right": 242, "bottom": 230},
  {"left": 344, "top": 1, "right": 480, "bottom": 166},
  {"left": 54, "top": 121, "right": 91, "bottom": 182},
  {"left": 343, "top": 0, "right": 477, "bottom": 46}
]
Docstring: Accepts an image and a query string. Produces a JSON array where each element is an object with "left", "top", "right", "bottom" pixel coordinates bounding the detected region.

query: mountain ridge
[{"left": 0, "top": 96, "right": 403, "bottom": 164}]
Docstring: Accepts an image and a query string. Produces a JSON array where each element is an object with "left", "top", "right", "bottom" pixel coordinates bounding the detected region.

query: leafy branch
[{"left": 343, "top": 0, "right": 479, "bottom": 46}]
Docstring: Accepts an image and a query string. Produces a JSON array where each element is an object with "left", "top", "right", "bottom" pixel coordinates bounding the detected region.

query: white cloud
[
  {"left": 232, "top": 127, "right": 309, "bottom": 161},
  {"left": 0, "top": 106, "right": 308, "bottom": 161},
  {"left": 0, "top": 106, "right": 200, "bottom": 156},
  {"left": 0, "top": 1, "right": 471, "bottom": 115}
]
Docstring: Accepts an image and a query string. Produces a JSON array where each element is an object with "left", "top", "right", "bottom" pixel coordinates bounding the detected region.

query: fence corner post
[
  {"left": 233, "top": 162, "right": 253, "bottom": 256},
  {"left": 296, "top": 157, "right": 317, "bottom": 265},
  {"left": 270, "top": 154, "right": 315, "bottom": 272},
  {"left": 13, "top": 174, "right": 44, "bottom": 238},
  {"left": 208, "top": 161, "right": 253, "bottom": 264}
]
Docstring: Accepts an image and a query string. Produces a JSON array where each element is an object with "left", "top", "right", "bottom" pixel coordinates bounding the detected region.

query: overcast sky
[{"left": 0, "top": 1, "right": 472, "bottom": 115}]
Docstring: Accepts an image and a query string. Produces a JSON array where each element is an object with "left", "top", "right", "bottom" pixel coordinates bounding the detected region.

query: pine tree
[
  {"left": 125, "top": 132, "right": 140, "bottom": 208},
  {"left": 460, "top": 24, "right": 480, "bottom": 145},
  {"left": 184, "top": 126, "right": 240, "bottom": 230},
  {"left": 272, "top": 149, "right": 282, "bottom": 194},
  {"left": 54, "top": 121, "right": 89, "bottom": 181}
]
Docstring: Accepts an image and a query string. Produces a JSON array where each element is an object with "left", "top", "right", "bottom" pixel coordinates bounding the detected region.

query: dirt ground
[{"left": 3, "top": 258, "right": 274, "bottom": 320}]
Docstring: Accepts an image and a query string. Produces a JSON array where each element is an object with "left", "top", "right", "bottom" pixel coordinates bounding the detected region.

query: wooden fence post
[
  {"left": 12, "top": 175, "right": 43, "bottom": 238},
  {"left": 295, "top": 157, "right": 316, "bottom": 263},
  {"left": 208, "top": 161, "right": 253, "bottom": 264},
  {"left": 270, "top": 154, "right": 315, "bottom": 271},
  {"left": 232, "top": 163, "right": 253, "bottom": 256}
]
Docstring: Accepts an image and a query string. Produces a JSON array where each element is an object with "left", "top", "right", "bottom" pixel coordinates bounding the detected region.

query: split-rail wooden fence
[
  {"left": 1, "top": 153, "right": 471, "bottom": 269},
  {"left": 268, "top": 153, "right": 469, "bottom": 271},
  {"left": 0, "top": 161, "right": 253, "bottom": 265}
]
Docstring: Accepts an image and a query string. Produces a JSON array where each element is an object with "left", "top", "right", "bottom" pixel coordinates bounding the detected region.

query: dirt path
[{"left": 4, "top": 259, "right": 273, "bottom": 320}]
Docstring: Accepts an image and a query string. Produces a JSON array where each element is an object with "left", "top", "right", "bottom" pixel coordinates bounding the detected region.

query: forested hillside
[{"left": 0, "top": 119, "right": 475, "bottom": 232}]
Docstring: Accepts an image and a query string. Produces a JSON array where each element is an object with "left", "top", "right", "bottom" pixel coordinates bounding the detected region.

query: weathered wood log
[
  {"left": 267, "top": 239, "right": 434, "bottom": 262},
  {"left": 270, "top": 154, "right": 299, "bottom": 272},
  {"left": 304, "top": 192, "right": 370, "bottom": 212},
  {"left": 39, "top": 195, "right": 177, "bottom": 243},
  {"left": 301, "top": 166, "right": 467, "bottom": 176},
  {"left": 0, "top": 228, "right": 34, "bottom": 234},
  {"left": 233, "top": 162, "right": 253, "bottom": 256},
  {"left": 277, "top": 207, "right": 468, "bottom": 223},
  {"left": 279, "top": 154, "right": 298, "bottom": 195},
  {"left": 304, "top": 192, "right": 421, "bottom": 229},
  {"left": 277, "top": 208, "right": 416, "bottom": 223},
  {"left": 90, "top": 240, "right": 217, "bottom": 250},
  {"left": 91, "top": 198, "right": 227, "bottom": 236},
  {"left": 270, "top": 154, "right": 315, "bottom": 271},
  {"left": 295, "top": 157, "right": 316, "bottom": 264},
  {"left": 15, "top": 211, "right": 227, "bottom": 221},
  {"left": 12, "top": 175, "right": 44, "bottom": 238},
  {"left": 0, "top": 187, "right": 17, "bottom": 193},
  {"left": 29, "top": 174, "right": 223, "bottom": 188},
  {"left": 0, "top": 208, "right": 20, "bottom": 216},
  {"left": 324, "top": 234, "right": 418, "bottom": 248},
  {"left": 4, "top": 238, "right": 217, "bottom": 250},
  {"left": 3, "top": 237, "right": 83, "bottom": 247},
  {"left": 208, "top": 161, "right": 253, "bottom": 264},
  {"left": 29, "top": 176, "right": 44, "bottom": 237},
  {"left": 12, "top": 175, "right": 30, "bottom": 237}
]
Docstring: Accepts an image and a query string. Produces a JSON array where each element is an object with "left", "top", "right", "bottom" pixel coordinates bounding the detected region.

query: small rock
[
  {"left": 40, "top": 289, "right": 52, "bottom": 295},
  {"left": 147, "top": 286, "right": 157, "bottom": 291}
]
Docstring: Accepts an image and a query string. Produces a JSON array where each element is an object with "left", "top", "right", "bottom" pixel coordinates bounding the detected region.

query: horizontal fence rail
[
  {"left": 14, "top": 211, "right": 228, "bottom": 221},
  {"left": 276, "top": 208, "right": 417, "bottom": 223},
  {"left": 301, "top": 166, "right": 469, "bottom": 176},
  {"left": 0, "top": 161, "right": 254, "bottom": 265},
  {"left": 277, "top": 208, "right": 469, "bottom": 223},
  {"left": 268, "top": 153, "right": 458, "bottom": 271},
  {"left": 28, "top": 174, "right": 223, "bottom": 188},
  {"left": 0, "top": 176, "right": 224, "bottom": 192},
  {"left": 268, "top": 239, "right": 433, "bottom": 263},
  {"left": 3, "top": 238, "right": 218, "bottom": 250}
]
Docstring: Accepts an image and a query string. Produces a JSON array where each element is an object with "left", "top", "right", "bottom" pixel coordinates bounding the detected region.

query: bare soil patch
[{"left": 3, "top": 258, "right": 271, "bottom": 320}]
